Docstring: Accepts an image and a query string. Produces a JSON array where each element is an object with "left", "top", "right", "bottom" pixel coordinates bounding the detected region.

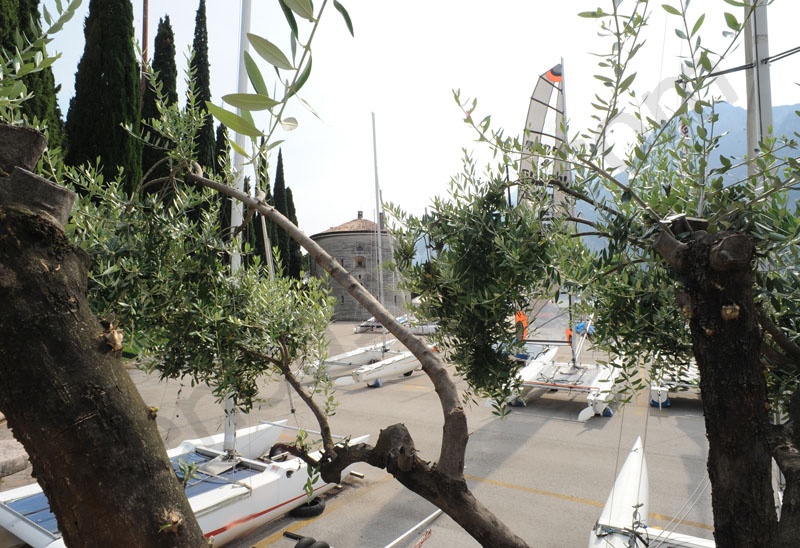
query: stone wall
[{"left": 310, "top": 230, "right": 409, "bottom": 321}]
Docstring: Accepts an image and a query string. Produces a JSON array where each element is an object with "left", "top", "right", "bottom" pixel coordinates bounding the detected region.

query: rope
[
  {"left": 608, "top": 398, "right": 627, "bottom": 528},
  {"left": 285, "top": 379, "right": 300, "bottom": 429},
  {"left": 649, "top": 477, "right": 711, "bottom": 547},
  {"left": 162, "top": 380, "right": 184, "bottom": 445}
]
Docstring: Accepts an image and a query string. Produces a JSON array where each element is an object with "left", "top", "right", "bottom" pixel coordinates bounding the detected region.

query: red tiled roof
[{"left": 317, "top": 217, "right": 384, "bottom": 235}]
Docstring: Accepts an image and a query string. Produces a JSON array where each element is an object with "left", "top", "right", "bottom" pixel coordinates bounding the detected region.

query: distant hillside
[
  {"left": 713, "top": 102, "right": 800, "bottom": 191},
  {"left": 573, "top": 102, "right": 800, "bottom": 250}
]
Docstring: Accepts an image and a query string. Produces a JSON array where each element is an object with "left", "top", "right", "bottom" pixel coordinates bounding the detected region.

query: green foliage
[
  {"left": 64, "top": 0, "right": 142, "bottom": 193},
  {"left": 387, "top": 153, "right": 560, "bottom": 404},
  {"left": 142, "top": 16, "right": 178, "bottom": 185},
  {"left": 460, "top": 1, "right": 800, "bottom": 408},
  {"left": 176, "top": 459, "right": 198, "bottom": 489},
  {"left": 60, "top": 160, "right": 334, "bottom": 412},
  {"left": 569, "top": 1, "right": 800, "bottom": 405},
  {"left": 0, "top": 0, "right": 79, "bottom": 135},
  {"left": 206, "top": 0, "right": 354, "bottom": 168},
  {"left": 137, "top": 67, "right": 209, "bottom": 197}
]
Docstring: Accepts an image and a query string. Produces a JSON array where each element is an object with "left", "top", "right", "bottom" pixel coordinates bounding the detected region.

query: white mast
[
  {"left": 372, "top": 113, "right": 387, "bottom": 351},
  {"left": 744, "top": 0, "right": 773, "bottom": 179},
  {"left": 224, "top": 0, "right": 253, "bottom": 456}
]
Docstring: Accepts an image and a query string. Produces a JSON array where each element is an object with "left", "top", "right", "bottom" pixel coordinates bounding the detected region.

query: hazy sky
[{"left": 45, "top": 1, "right": 800, "bottom": 237}]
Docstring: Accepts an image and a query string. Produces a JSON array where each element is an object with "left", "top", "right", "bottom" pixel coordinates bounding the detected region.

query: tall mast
[
  {"left": 372, "top": 113, "right": 387, "bottom": 350},
  {"left": 223, "top": 0, "right": 253, "bottom": 456},
  {"left": 744, "top": 0, "right": 773, "bottom": 179}
]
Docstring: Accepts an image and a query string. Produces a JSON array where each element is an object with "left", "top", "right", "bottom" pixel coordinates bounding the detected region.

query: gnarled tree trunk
[
  {"left": 0, "top": 126, "right": 206, "bottom": 547},
  {"left": 655, "top": 227, "right": 778, "bottom": 546}
]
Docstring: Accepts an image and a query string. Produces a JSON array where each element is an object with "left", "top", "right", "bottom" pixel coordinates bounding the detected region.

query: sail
[
  {"left": 519, "top": 63, "right": 570, "bottom": 211},
  {"left": 520, "top": 63, "right": 567, "bottom": 182}
]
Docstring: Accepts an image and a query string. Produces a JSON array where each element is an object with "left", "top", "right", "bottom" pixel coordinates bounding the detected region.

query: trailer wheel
[{"left": 289, "top": 498, "right": 326, "bottom": 518}]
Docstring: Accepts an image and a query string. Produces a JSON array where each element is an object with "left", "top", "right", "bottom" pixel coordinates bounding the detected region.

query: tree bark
[
  {"left": 655, "top": 228, "right": 778, "bottom": 546},
  {"left": 0, "top": 138, "right": 206, "bottom": 547}
]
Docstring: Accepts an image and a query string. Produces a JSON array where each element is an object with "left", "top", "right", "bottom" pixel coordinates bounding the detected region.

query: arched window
[{"left": 354, "top": 255, "right": 366, "bottom": 268}]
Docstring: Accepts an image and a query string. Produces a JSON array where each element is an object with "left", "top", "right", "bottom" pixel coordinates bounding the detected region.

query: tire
[
  {"left": 294, "top": 538, "right": 317, "bottom": 548},
  {"left": 289, "top": 497, "right": 326, "bottom": 518}
]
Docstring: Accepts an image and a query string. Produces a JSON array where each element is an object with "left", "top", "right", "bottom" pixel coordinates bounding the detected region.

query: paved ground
[{"left": 0, "top": 322, "right": 713, "bottom": 547}]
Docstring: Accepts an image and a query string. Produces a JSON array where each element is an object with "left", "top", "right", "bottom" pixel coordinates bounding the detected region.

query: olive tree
[{"left": 463, "top": 1, "right": 800, "bottom": 545}]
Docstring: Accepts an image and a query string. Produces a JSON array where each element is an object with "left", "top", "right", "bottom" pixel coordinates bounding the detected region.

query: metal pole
[
  {"left": 372, "top": 113, "right": 387, "bottom": 352},
  {"left": 230, "top": 0, "right": 252, "bottom": 274},
  {"left": 223, "top": 0, "right": 253, "bottom": 455},
  {"left": 744, "top": 0, "right": 773, "bottom": 179},
  {"left": 384, "top": 509, "right": 443, "bottom": 548}
]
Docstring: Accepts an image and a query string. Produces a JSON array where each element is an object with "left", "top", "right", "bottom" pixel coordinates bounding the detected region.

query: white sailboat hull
[
  {"left": 298, "top": 340, "right": 399, "bottom": 381},
  {"left": 589, "top": 437, "right": 715, "bottom": 548},
  {"left": 0, "top": 424, "right": 369, "bottom": 548},
  {"left": 589, "top": 437, "right": 648, "bottom": 547},
  {"left": 351, "top": 351, "right": 420, "bottom": 384}
]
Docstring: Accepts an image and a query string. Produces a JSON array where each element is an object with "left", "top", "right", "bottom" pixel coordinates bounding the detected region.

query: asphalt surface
[{"left": 0, "top": 322, "right": 714, "bottom": 547}]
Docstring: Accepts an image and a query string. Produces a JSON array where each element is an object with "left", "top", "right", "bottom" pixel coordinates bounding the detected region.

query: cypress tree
[
  {"left": 249, "top": 141, "right": 276, "bottom": 271},
  {"left": 212, "top": 123, "right": 229, "bottom": 177},
  {"left": 0, "top": 0, "right": 18, "bottom": 40},
  {"left": 214, "top": 123, "right": 232, "bottom": 238},
  {"left": 285, "top": 187, "right": 302, "bottom": 279},
  {"left": 272, "top": 149, "right": 290, "bottom": 276},
  {"left": 189, "top": 0, "right": 215, "bottom": 172},
  {"left": 141, "top": 15, "right": 178, "bottom": 186},
  {"left": 0, "top": 0, "right": 64, "bottom": 149},
  {"left": 64, "top": 0, "right": 142, "bottom": 193}
]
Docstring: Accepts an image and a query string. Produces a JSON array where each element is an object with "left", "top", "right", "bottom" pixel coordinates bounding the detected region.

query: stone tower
[{"left": 309, "top": 211, "right": 409, "bottom": 321}]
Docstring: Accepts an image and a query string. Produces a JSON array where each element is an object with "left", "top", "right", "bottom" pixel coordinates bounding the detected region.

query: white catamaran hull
[
  {"left": 0, "top": 423, "right": 369, "bottom": 548},
  {"left": 351, "top": 351, "right": 421, "bottom": 384},
  {"left": 298, "top": 340, "right": 399, "bottom": 382}
]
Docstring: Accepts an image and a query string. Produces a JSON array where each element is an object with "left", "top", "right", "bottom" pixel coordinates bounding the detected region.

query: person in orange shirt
[{"left": 515, "top": 310, "right": 528, "bottom": 340}]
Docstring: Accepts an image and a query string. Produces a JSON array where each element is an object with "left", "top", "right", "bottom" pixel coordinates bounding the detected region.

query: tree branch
[
  {"left": 653, "top": 228, "right": 687, "bottom": 272},
  {"left": 185, "top": 173, "right": 469, "bottom": 478},
  {"left": 756, "top": 306, "right": 800, "bottom": 363}
]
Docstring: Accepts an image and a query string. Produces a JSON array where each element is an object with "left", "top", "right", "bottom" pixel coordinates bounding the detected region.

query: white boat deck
[{"left": 0, "top": 424, "right": 369, "bottom": 548}]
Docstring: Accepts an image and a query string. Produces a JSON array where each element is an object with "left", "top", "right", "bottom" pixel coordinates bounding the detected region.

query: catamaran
[
  {"left": 0, "top": 422, "right": 368, "bottom": 547},
  {"left": 509, "top": 298, "right": 621, "bottom": 421},
  {"left": 505, "top": 64, "right": 623, "bottom": 420}
]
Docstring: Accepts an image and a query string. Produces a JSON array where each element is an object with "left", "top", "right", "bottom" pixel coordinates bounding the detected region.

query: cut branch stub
[
  {"left": 0, "top": 124, "right": 47, "bottom": 175},
  {"left": 372, "top": 424, "right": 417, "bottom": 474},
  {"left": 0, "top": 168, "right": 75, "bottom": 230},
  {"left": 709, "top": 233, "right": 753, "bottom": 272},
  {"left": 653, "top": 229, "right": 687, "bottom": 272}
]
